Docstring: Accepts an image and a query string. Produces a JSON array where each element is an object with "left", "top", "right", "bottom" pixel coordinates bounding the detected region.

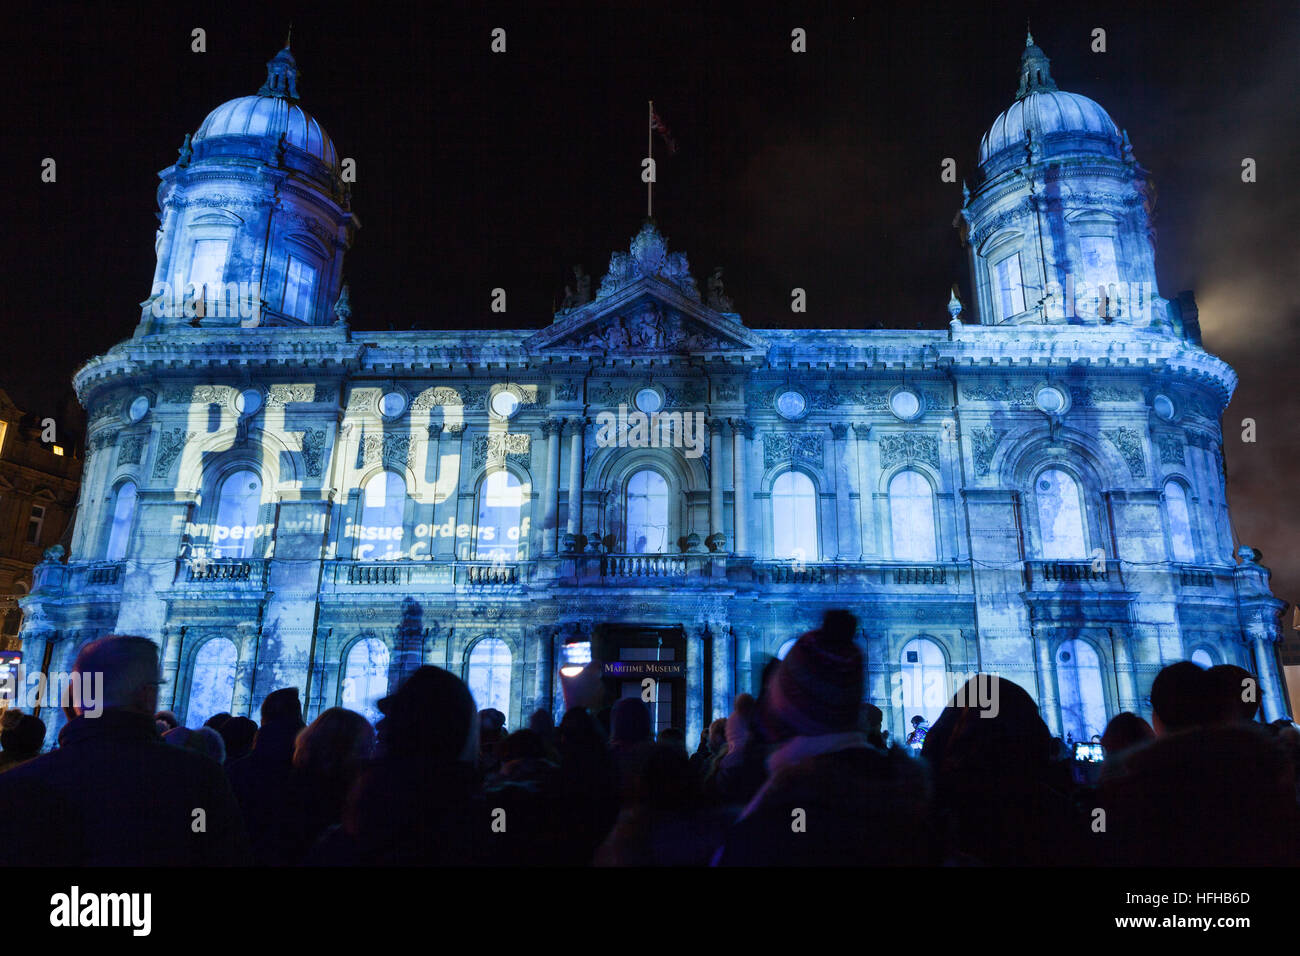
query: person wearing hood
[
  {"left": 715, "top": 610, "right": 934, "bottom": 865},
  {"left": 226, "top": 686, "right": 306, "bottom": 865}
]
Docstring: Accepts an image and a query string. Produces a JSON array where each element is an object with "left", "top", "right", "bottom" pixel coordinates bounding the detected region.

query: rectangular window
[
  {"left": 284, "top": 256, "right": 317, "bottom": 321},
  {"left": 189, "top": 239, "right": 228, "bottom": 295},
  {"left": 1079, "top": 236, "right": 1120, "bottom": 291},
  {"left": 993, "top": 252, "right": 1026, "bottom": 320},
  {"left": 0, "top": 420, "right": 7, "bottom": 456},
  {"left": 26, "top": 505, "right": 45, "bottom": 545}
]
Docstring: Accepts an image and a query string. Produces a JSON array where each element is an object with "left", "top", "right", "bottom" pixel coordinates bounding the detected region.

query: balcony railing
[
  {"left": 601, "top": 554, "right": 703, "bottom": 579},
  {"left": 87, "top": 562, "right": 123, "bottom": 586},
  {"left": 1178, "top": 567, "right": 1217, "bottom": 589},
  {"left": 1024, "top": 559, "right": 1120, "bottom": 588},
  {"left": 182, "top": 559, "right": 266, "bottom": 587}
]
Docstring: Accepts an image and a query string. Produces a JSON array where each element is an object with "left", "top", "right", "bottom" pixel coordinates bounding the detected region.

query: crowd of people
[{"left": 1, "top": 611, "right": 1297, "bottom": 866}]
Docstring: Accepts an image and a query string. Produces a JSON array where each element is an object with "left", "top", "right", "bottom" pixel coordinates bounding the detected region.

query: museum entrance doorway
[{"left": 594, "top": 623, "right": 687, "bottom": 738}]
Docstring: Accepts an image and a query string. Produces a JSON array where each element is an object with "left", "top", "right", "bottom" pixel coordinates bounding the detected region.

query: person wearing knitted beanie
[{"left": 760, "top": 609, "right": 863, "bottom": 742}]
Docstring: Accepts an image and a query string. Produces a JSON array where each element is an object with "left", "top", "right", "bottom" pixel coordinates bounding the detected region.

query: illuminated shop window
[
  {"left": 467, "top": 637, "right": 512, "bottom": 725},
  {"left": 187, "top": 638, "right": 237, "bottom": 727},
  {"left": 341, "top": 638, "right": 390, "bottom": 727},
  {"left": 1056, "top": 639, "right": 1106, "bottom": 745},
  {"left": 772, "top": 470, "right": 817, "bottom": 561},
  {"left": 889, "top": 470, "right": 937, "bottom": 561}
]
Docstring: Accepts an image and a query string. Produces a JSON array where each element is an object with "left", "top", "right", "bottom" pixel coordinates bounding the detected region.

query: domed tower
[
  {"left": 958, "top": 33, "right": 1164, "bottom": 329},
  {"left": 141, "top": 42, "right": 357, "bottom": 332}
]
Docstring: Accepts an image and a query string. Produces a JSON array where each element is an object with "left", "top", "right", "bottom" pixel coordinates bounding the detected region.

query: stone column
[
  {"left": 230, "top": 622, "right": 259, "bottom": 718},
  {"left": 711, "top": 622, "right": 734, "bottom": 722},
  {"left": 708, "top": 419, "right": 726, "bottom": 551},
  {"left": 1252, "top": 633, "right": 1287, "bottom": 722},
  {"left": 1034, "top": 632, "right": 1061, "bottom": 736},
  {"left": 730, "top": 420, "right": 751, "bottom": 555},
  {"left": 1111, "top": 629, "right": 1139, "bottom": 715},
  {"left": 686, "top": 625, "right": 705, "bottom": 751},
  {"left": 854, "top": 423, "right": 878, "bottom": 558},
  {"left": 566, "top": 418, "right": 584, "bottom": 546},
  {"left": 831, "top": 423, "right": 857, "bottom": 560},
  {"left": 541, "top": 420, "right": 561, "bottom": 555},
  {"left": 852, "top": 422, "right": 870, "bottom": 560}
]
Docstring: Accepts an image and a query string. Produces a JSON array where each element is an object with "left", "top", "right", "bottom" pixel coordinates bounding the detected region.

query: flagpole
[{"left": 647, "top": 100, "right": 653, "bottom": 220}]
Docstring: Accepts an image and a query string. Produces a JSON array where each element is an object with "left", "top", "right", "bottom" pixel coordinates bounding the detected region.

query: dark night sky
[{"left": 5, "top": 0, "right": 1298, "bottom": 619}]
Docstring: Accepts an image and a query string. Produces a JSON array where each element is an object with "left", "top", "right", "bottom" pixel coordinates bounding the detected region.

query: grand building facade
[{"left": 17, "top": 37, "right": 1289, "bottom": 750}]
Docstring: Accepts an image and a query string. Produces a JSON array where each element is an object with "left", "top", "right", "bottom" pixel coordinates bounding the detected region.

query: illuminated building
[{"left": 18, "top": 37, "right": 1288, "bottom": 750}]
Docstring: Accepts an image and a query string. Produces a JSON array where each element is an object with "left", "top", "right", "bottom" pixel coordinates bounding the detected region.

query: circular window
[
  {"left": 490, "top": 390, "right": 520, "bottom": 419},
  {"left": 1059, "top": 650, "right": 1072, "bottom": 663},
  {"left": 1153, "top": 394, "right": 1176, "bottom": 421},
  {"left": 634, "top": 387, "right": 663, "bottom": 414},
  {"left": 889, "top": 389, "right": 922, "bottom": 421},
  {"left": 127, "top": 395, "right": 150, "bottom": 422},
  {"left": 1038, "top": 478, "right": 1052, "bottom": 493},
  {"left": 776, "top": 390, "right": 807, "bottom": 420},
  {"left": 1035, "top": 385, "right": 1067, "bottom": 414},
  {"left": 235, "top": 388, "right": 262, "bottom": 416},
  {"left": 379, "top": 391, "right": 407, "bottom": 418}
]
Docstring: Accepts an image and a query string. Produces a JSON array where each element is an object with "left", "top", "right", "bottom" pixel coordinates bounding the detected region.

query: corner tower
[
  {"left": 958, "top": 33, "right": 1165, "bottom": 330},
  {"left": 140, "top": 42, "right": 357, "bottom": 333}
]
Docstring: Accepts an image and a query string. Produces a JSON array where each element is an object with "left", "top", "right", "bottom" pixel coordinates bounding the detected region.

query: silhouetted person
[
  {"left": 0, "top": 635, "right": 250, "bottom": 865},
  {"left": 163, "top": 725, "right": 227, "bottom": 765},
  {"left": 1149, "top": 661, "right": 1215, "bottom": 734},
  {"left": 337, "top": 666, "right": 490, "bottom": 865},
  {"left": 479, "top": 707, "right": 507, "bottom": 776},
  {"left": 859, "top": 703, "right": 886, "bottom": 750},
  {"left": 204, "top": 712, "right": 233, "bottom": 732},
  {"left": 154, "top": 709, "right": 179, "bottom": 734},
  {"left": 0, "top": 713, "right": 46, "bottom": 773},
  {"left": 596, "top": 742, "right": 735, "bottom": 865},
  {"left": 1097, "top": 722, "right": 1299, "bottom": 865},
  {"left": 717, "top": 610, "right": 935, "bottom": 866},
  {"left": 1207, "top": 664, "right": 1260, "bottom": 724},
  {"left": 219, "top": 715, "right": 257, "bottom": 763},
  {"left": 284, "top": 707, "right": 374, "bottom": 864},
  {"left": 658, "top": 727, "right": 686, "bottom": 751},
  {"left": 1100, "top": 711, "right": 1154, "bottom": 758},
  {"left": 922, "top": 674, "right": 1084, "bottom": 866},
  {"left": 609, "top": 696, "right": 654, "bottom": 802},
  {"left": 227, "top": 686, "right": 306, "bottom": 865}
]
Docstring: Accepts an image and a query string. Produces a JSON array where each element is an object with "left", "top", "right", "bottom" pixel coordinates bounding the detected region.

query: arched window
[
  {"left": 214, "top": 469, "right": 261, "bottom": 559},
  {"left": 476, "top": 470, "right": 524, "bottom": 562},
  {"left": 187, "top": 638, "right": 237, "bottom": 727},
  {"left": 1035, "top": 468, "right": 1087, "bottom": 559},
  {"left": 341, "top": 638, "right": 390, "bottom": 727},
  {"left": 900, "top": 638, "right": 947, "bottom": 728},
  {"left": 1164, "top": 481, "right": 1196, "bottom": 563},
  {"left": 772, "top": 470, "right": 818, "bottom": 561},
  {"left": 357, "top": 471, "right": 406, "bottom": 560},
  {"left": 626, "top": 469, "right": 669, "bottom": 554},
  {"left": 1056, "top": 639, "right": 1106, "bottom": 745},
  {"left": 1190, "top": 647, "right": 1216, "bottom": 669},
  {"left": 467, "top": 638, "right": 512, "bottom": 725},
  {"left": 889, "top": 470, "right": 937, "bottom": 561},
  {"left": 105, "top": 481, "right": 137, "bottom": 561}
]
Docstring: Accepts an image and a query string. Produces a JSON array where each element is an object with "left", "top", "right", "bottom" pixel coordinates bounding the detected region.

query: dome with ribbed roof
[
  {"left": 191, "top": 45, "right": 337, "bottom": 167},
  {"left": 978, "top": 34, "right": 1120, "bottom": 165}
]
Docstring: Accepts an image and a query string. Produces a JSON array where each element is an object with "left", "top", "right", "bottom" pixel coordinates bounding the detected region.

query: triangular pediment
[
  {"left": 526, "top": 223, "right": 765, "bottom": 356},
  {"left": 526, "top": 280, "right": 766, "bottom": 356}
]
